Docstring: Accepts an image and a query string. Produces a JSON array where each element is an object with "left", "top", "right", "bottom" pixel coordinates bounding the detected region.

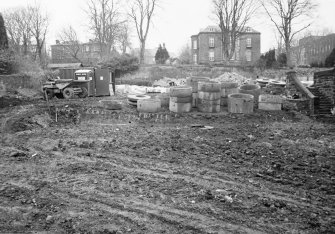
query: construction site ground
[{"left": 0, "top": 94, "right": 334, "bottom": 234}]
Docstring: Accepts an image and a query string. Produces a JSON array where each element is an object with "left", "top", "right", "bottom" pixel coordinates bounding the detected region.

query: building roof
[
  {"left": 197, "top": 25, "right": 260, "bottom": 34},
  {"left": 47, "top": 63, "right": 83, "bottom": 69},
  {"left": 75, "top": 69, "right": 93, "bottom": 73}
]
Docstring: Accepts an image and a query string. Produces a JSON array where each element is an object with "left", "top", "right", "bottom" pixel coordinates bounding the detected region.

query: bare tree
[
  {"left": 86, "top": 0, "right": 123, "bottom": 59},
  {"left": 29, "top": 4, "right": 49, "bottom": 61},
  {"left": 260, "top": 0, "right": 317, "bottom": 67},
  {"left": 128, "top": 0, "right": 159, "bottom": 64},
  {"left": 178, "top": 44, "right": 192, "bottom": 64},
  {"left": 291, "top": 38, "right": 304, "bottom": 65},
  {"left": 4, "top": 7, "right": 33, "bottom": 55},
  {"left": 58, "top": 26, "right": 82, "bottom": 62},
  {"left": 212, "top": 0, "right": 257, "bottom": 62}
]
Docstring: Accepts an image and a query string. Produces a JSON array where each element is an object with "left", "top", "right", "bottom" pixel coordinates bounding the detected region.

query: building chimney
[{"left": 56, "top": 40, "right": 60, "bottom": 44}]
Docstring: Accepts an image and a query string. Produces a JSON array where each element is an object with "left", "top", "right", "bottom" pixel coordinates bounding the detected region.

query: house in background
[
  {"left": 292, "top": 34, "right": 335, "bottom": 66},
  {"left": 191, "top": 26, "right": 261, "bottom": 66},
  {"left": 50, "top": 39, "right": 101, "bottom": 66}
]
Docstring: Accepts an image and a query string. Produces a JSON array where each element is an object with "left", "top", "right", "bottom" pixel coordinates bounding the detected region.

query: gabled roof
[
  {"left": 200, "top": 26, "right": 221, "bottom": 33},
  {"left": 197, "top": 25, "right": 260, "bottom": 34}
]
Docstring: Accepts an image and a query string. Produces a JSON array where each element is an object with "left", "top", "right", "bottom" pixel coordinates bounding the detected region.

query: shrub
[
  {"left": 277, "top": 53, "right": 287, "bottom": 67},
  {"left": 0, "top": 50, "right": 16, "bottom": 74},
  {"left": 155, "top": 44, "right": 170, "bottom": 64},
  {"left": 99, "top": 54, "right": 139, "bottom": 73},
  {"left": 178, "top": 45, "right": 191, "bottom": 64}
]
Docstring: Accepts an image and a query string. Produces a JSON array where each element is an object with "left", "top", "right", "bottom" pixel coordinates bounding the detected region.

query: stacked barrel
[
  {"left": 169, "top": 86, "right": 193, "bottom": 113},
  {"left": 238, "top": 84, "right": 261, "bottom": 108},
  {"left": 197, "top": 81, "right": 221, "bottom": 113},
  {"left": 228, "top": 93, "right": 254, "bottom": 114},
  {"left": 154, "top": 92, "right": 170, "bottom": 108},
  {"left": 220, "top": 82, "right": 239, "bottom": 107},
  {"left": 186, "top": 77, "right": 210, "bottom": 107}
]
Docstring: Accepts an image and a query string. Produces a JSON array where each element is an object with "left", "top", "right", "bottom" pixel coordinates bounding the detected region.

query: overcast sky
[{"left": 1, "top": 0, "right": 335, "bottom": 55}]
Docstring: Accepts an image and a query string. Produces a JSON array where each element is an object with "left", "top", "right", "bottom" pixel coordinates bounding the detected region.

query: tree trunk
[
  {"left": 122, "top": 43, "right": 126, "bottom": 55},
  {"left": 23, "top": 37, "right": 28, "bottom": 56},
  {"left": 140, "top": 40, "right": 145, "bottom": 64},
  {"left": 285, "top": 41, "right": 292, "bottom": 67}
]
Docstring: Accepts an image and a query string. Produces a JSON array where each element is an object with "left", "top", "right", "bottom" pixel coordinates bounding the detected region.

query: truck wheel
[
  {"left": 63, "top": 88, "right": 74, "bottom": 99},
  {"left": 78, "top": 87, "right": 88, "bottom": 98},
  {"left": 55, "top": 93, "right": 64, "bottom": 99},
  {"left": 44, "top": 89, "right": 54, "bottom": 100}
]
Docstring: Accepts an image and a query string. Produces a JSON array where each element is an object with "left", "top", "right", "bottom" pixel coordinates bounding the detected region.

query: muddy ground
[{"left": 0, "top": 94, "right": 334, "bottom": 234}]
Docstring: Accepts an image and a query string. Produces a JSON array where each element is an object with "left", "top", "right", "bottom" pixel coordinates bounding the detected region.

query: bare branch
[
  {"left": 260, "top": 0, "right": 317, "bottom": 66},
  {"left": 212, "top": 0, "right": 258, "bottom": 61},
  {"left": 85, "top": 0, "right": 123, "bottom": 59},
  {"left": 128, "top": 0, "right": 159, "bottom": 64}
]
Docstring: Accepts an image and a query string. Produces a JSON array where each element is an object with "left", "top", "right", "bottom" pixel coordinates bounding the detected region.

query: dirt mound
[
  {"left": 2, "top": 111, "right": 52, "bottom": 133},
  {"left": 0, "top": 96, "right": 24, "bottom": 108},
  {"left": 16, "top": 88, "right": 42, "bottom": 98}
]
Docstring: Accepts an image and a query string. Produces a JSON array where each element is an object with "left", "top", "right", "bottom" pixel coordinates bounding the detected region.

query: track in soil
[{"left": 0, "top": 99, "right": 334, "bottom": 233}]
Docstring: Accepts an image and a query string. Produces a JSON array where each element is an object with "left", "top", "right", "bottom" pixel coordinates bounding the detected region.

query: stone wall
[
  {"left": 314, "top": 68, "right": 335, "bottom": 105},
  {"left": 285, "top": 71, "right": 316, "bottom": 114},
  {"left": 0, "top": 74, "right": 32, "bottom": 92}
]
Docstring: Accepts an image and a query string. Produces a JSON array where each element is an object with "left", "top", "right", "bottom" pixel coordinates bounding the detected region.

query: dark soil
[{"left": 0, "top": 96, "right": 334, "bottom": 233}]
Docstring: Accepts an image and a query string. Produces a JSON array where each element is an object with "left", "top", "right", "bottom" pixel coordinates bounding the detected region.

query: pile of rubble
[
  {"left": 152, "top": 77, "right": 186, "bottom": 87},
  {"left": 212, "top": 72, "right": 250, "bottom": 85}
]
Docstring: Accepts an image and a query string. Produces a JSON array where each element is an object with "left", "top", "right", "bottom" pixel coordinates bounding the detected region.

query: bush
[
  {"left": 155, "top": 44, "right": 170, "bottom": 64},
  {"left": 99, "top": 54, "right": 139, "bottom": 73},
  {"left": 277, "top": 53, "right": 287, "bottom": 67},
  {"left": 255, "top": 57, "right": 266, "bottom": 71},
  {"left": 179, "top": 45, "right": 191, "bottom": 64},
  {"left": 0, "top": 50, "right": 16, "bottom": 74}
]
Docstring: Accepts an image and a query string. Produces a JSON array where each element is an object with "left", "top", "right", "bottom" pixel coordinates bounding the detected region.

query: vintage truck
[{"left": 42, "top": 79, "right": 89, "bottom": 100}]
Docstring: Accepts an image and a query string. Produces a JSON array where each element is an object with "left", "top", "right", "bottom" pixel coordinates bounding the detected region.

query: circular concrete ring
[{"left": 127, "top": 94, "right": 151, "bottom": 102}]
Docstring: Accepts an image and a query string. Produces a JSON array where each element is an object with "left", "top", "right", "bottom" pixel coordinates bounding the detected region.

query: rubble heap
[
  {"left": 212, "top": 72, "right": 250, "bottom": 85},
  {"left": 152, "top": 77, "right": 186, "bottom": 87}
]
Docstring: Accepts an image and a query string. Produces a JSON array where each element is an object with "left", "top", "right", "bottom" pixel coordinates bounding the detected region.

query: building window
[
  {"left": 209, "top": 37, "right": 215, "bottom": 47},
  {"left": 193, "top": 54, "right": 197, "bottom": 64},
  {"left": 94, "top": 45, "right": 100, "bottom": 52},
  {"left": 246, "top": 50, "right": 252, "bottom": 62},
  {"left": 209, "top": 51, "right": 215, "bottom": 61},
  {"left": 193, "top": 40, "right": 197, "bottom": 50},
  {"left": 236, "top": 51, "right": 240, "bottom": 60},
  {"left": 246, "top": 38, "right": 252, "bottom": 47}
]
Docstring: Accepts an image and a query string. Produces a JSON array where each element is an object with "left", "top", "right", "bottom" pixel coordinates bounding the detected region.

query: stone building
[
  {"left": 293, "top": 34, "right": 335, "bottom": 66},
  {"left": 51, "top": 39, "right": 101, "bottom": 65},
  {"left": 191, "top": 26, "right": 261, "bottom": 66}
]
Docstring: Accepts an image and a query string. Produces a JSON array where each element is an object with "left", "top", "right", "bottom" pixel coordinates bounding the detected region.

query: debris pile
[
  {"left": 152, "top": 77, "right": 186, "bottom": 87},
  {"left": 16, "top": 88, "right": 41, "bottom": 98},
  {"left": 115, "top": 85, "right": 169, "bottom": 95},
  {"left": 213, "top": 72, "right": 250, "bottom": 85}
]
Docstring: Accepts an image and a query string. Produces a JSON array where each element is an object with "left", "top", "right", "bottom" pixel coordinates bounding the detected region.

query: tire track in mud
[
  {"left": 49, "top": 184, "right": 264, "bottom": 234},
  {"left": 53, "top": 149, "right": 335, "bottom": 214}
]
